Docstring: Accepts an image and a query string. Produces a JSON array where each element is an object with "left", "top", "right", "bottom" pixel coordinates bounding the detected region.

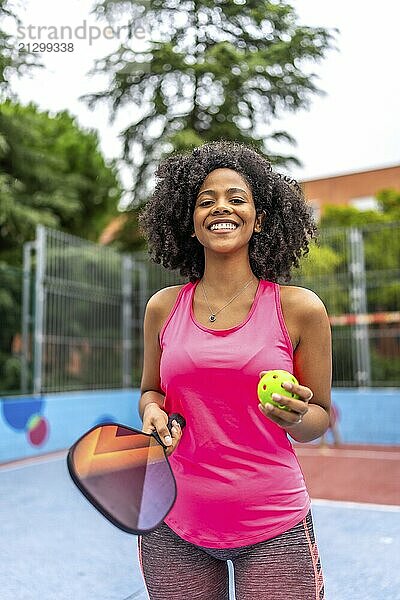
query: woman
[{"left": 137, "top": 141, "right": 331, "bottom": 600}]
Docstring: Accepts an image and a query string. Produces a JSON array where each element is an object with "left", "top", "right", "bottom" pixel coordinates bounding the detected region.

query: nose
[{"left": 211, "top": 201, "right": 232, "bottom": 214}]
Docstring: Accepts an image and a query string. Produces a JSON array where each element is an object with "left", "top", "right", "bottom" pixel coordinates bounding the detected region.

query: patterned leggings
[{"left": 138, "top": 511, "right": 325, "bottom": 600}]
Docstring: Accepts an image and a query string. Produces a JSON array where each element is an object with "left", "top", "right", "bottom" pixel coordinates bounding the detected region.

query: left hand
[{"left": 258, "top": 371, "right": 313, "bottom": 429}]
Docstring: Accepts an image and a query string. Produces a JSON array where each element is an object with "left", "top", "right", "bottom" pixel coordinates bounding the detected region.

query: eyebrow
[{"left": 197, "top": 187, "right": 249, "bottom": 198}]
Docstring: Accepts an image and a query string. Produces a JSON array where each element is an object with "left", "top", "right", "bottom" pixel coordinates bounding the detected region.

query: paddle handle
[
  {"left": 152, "top": 412, "right": 186, "bottom": 448},
  {"left": 168, "top": 413, "right": 186, "bottom": 430}
]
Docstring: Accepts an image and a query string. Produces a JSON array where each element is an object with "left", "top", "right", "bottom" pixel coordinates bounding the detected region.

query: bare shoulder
[
  {"left": 279, "top": 285, "right": 329, "bottom": 322},
  {"left": 146, "top": 284, "right": 186, "bottom": 324}
]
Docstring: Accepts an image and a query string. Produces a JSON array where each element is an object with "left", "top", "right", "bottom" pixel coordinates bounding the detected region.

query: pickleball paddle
[{"left": 67, "top": 413, "right": 186, "bottom": 535}]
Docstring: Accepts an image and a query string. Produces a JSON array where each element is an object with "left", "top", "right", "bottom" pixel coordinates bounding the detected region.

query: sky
[{"left": 8, "top": 0, "right": 400, "bottom": 188}]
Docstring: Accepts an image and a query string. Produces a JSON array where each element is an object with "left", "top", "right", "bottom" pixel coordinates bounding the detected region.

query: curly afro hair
[{"left": 139, "top": 140, "right": 317, "bottom": 282}]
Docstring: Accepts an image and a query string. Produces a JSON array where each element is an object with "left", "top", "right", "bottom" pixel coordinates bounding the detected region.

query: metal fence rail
[{"left": 0, "top": 222, "right": 399, "bottom": 395}]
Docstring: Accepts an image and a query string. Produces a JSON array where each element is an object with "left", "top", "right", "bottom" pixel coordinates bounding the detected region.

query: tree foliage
[
  {"left": 0, "top": 263, "right": 23, "bottom": 393},
  {"left": 298, "top": 192, "right": 400, "bottom": 315},
  {"left": 86, "top": 0, "right": 335, "bottom": 206},
  {"left": 0, "top": 6, "right": 124, "bottom": 393},
  {"left": 0, "top": 100, "right": 122, "bottom": 265},
  {"left": 0, "top": 0, "right": 40, "bottom": 97},
  {"left": 296, "top": 196, "right": 400, "bottom": 386}
]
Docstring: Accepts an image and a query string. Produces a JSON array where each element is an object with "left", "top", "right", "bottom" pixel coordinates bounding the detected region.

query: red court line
[{"left": 295, "top": 444, "right": 400, "bottom": 506}]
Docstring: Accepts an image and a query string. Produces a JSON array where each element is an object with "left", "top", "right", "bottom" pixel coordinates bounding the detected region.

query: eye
[
  {"left": 198, "top": 199, "right": 214, "bottom": 207},
  {"left": 231, "top": 198, "right": 245, "bottom": 204}
]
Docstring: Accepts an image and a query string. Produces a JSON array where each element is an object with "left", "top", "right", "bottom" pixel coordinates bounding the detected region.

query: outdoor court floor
[{"left": 1, "top": 452, "right": 400, "bottom": 600}]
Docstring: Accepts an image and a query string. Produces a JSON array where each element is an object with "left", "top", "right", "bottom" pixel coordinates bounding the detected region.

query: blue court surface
[{"left": 1, "top": 454, "right": 399, "bottom": 600}]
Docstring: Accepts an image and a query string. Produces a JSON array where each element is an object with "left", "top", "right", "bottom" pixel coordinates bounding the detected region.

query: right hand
[{"left": 142, "top": 403, "right": 183, "bottom": 457}]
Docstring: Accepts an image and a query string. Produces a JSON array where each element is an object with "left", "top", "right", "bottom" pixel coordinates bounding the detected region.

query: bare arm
[
  {"left": 288, "top": 292, "right": 332, "bottom": 442},
  {"left": 259, "top": 288, "right": 332, "bottom": 443},
  {"left": 139, "top": 288, "right": 183, "bottom": 454},
  {"left": 139, "top": 294, "right": 165, "bottom": 420}
]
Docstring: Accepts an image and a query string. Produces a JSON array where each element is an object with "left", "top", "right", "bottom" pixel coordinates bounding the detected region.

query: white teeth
[{"left": 210, "top": 223, "right": 237, "bottom": 231}]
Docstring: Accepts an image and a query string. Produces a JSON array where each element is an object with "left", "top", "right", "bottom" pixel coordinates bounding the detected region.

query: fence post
[
  {"left": 33, "top": 225, "right": 46, "bottom": 395},
  {"left": 136, "top": 259, "right": 148, "bottom": 326},
  {"left": 122, "top": 255, "right": 133, "bottom": 388},
  {"left": 348, "top": 227, "right": 371, "bottom": 386},
  {"left": 131, "top": 257, "right": 149, "bottom": 386},
  {"left": 21, "top": 242, "right": 35, "bottom": 393}
]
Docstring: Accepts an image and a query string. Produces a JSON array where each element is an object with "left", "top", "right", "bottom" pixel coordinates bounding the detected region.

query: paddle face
[{"left": 67, "top": 423, "right": 177, "bottom": 534}]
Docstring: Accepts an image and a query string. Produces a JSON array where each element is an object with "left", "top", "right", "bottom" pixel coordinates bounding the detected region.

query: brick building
[{"left": 301, "top": 163, "right": 400, "bottom": 218}]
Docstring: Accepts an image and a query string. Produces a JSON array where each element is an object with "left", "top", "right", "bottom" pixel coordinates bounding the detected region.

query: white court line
[
  {"left": 296, "top": 448, "right": 400, "bottom": 461},
  {"left": 0, "top": 449, "right": 68, "bottom": 472},
  {"left": 312, "top": 498, "right": 400, "bottom": 512}
]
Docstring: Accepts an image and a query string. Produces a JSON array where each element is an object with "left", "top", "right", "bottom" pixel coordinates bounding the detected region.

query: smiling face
[{"left": 193, "top": 168, "right": 264, "bottom": 256}]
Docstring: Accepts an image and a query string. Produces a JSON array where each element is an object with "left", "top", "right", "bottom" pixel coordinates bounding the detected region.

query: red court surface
[{"left": 295, "top": 444, "right": 400, "bottom": 505}]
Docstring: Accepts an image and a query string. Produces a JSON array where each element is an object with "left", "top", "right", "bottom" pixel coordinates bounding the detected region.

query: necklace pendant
[{"left": 209, "top": 314, "right": 216, "bottom": 323}]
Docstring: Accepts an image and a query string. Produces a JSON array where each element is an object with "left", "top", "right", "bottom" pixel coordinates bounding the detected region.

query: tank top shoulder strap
[
  {"left": 256, "top": 281, "right": 293, "bottom": 360},
  {"left": 159, "top": 282, "right": 195, "bottom": 345}
]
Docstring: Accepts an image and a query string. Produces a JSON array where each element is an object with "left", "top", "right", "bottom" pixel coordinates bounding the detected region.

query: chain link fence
[
  {"left": 292, "top": 223, "right": 400, "bottom": 386},
  {"left": 0, "top": 264, "right": 25, "bottom": 394},
  {"left": 0, "top": 223, "right": 399, "bottom": 395}
]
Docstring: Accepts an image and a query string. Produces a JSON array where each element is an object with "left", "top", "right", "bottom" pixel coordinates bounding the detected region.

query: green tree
[
  {"left": 0, "top": 102, "right": 122, "bottom": 394},
  {"left": 315, "top": 197, "right": 400, "bottom": 312},
  {"left": 297, "top": 198, "right": 400, "bottom": 386},
  {"left": 319, "top": 205, "right": 387, "bottom": 228},
  {"left": 0, "top": 0, "right": 40, "bottom": 97},
  {"left": 86, "top": 0, "right": 335, "bottom": 207},
  {"left": 0, "top": 263, "right": 25, "bottom": 394},
  {"left": 294, "top": 243, "right": 347, "bottom": 314},
  {"left": 319, "top": 189, "right": 400, "bottom": 228},
  {"left": 0, "top": 100, "right": 122, "bottom": 265},
  {"left": 0, "top": 5, "right": 124, "bottom": 394},
  {"left": 376, "top": 188, "right": 400, "bottom": 220},
  {"left": 319, "top": 193, "right": 400, "bottom": 306}
]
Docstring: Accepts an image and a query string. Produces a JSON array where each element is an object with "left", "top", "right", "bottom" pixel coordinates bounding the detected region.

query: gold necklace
[{"left": 200, "top": 278, "right": 255, "bottom": 323}]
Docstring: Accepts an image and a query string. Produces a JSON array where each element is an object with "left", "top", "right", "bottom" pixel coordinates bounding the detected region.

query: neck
[{"left": 201, "top": 252, "right": 258, "bottom": 296}]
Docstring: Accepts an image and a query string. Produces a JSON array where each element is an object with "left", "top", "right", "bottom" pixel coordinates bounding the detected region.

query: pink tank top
[{"left": 160, "top": 280, "right": 310, "bottom": 548}]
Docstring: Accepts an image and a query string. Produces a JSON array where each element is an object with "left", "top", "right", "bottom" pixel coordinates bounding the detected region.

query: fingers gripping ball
[{"left": 257, "top": 370, "right": 299, "bottom": 410}]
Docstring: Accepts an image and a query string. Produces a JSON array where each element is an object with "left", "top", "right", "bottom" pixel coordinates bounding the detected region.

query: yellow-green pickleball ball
[{"left": 257, "top": 370, "right": 299, "bottom": 410}]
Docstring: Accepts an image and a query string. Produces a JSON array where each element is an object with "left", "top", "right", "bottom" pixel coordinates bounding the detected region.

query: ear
[{"left": 254, "top": 211, "right": 266, "bottom": 233}]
